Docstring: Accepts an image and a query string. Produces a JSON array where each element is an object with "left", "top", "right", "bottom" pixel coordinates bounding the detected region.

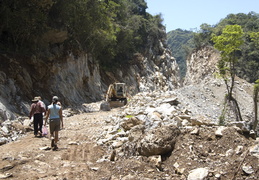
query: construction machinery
[{"left": 100, "top": 83, "right": 127, "bottom": 110}]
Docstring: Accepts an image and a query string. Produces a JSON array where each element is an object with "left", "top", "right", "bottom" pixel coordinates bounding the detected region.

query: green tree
[
  {"left": 253, "top": 79, "right": 259, "bottom": 131},
  {"left": 211, "top": 25, "right": 244, "bottom": 122},
  {"left": 0, "top": 0, "right": 166, "bottom": 70},
  {"left": 193, "top": 23, "right": 214, "bottom": 49},
  {"left": 167, "top": 29, "right": 194, "bottom": 78},
  {"left": 189, "top": 12, "right": 259, "bottom": 83},
  {"left": 0, "top": 0, "right": 50, "bottom": 53},
  {"left": 250, "top": 32, "right": 259, "bottom": 131}
]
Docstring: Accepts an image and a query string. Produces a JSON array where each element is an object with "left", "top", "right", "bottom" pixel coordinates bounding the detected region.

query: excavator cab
[
  {"left": 114, "top": 83, "right": 126, "bottom": 97},
  {"left": 101, "top": 83, "right": 127, "bottom": 110}
]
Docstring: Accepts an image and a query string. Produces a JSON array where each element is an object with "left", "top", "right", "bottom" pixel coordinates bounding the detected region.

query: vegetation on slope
[
  {"left": 0, "top": 0, "right": 165, "bottom": 69},
  {"left": 167, "top": 12, "right": 259, "bottom": 83},
  {"left": 167, "top": 29, "right": 194, "bottom": 78},
  {"left": 212, "top": 25, "right": 244, "bottom": 123}
]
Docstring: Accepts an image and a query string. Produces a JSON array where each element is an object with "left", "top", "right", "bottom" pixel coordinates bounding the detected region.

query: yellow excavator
[{"left": 100, "top": 83, "right": 127, "bottom": 110}]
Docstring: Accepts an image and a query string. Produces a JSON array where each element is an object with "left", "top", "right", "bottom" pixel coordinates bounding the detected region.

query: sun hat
[{"left": 32, "top": 97, "right": 40, "bottom": 102}]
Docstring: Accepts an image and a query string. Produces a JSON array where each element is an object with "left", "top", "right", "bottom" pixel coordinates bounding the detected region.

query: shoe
[
  {"left": 53, "top": 144, "right": 58, "bottom": 151},
  {"left": 39, "top": 132, "right": 42, "bottom": 137}
]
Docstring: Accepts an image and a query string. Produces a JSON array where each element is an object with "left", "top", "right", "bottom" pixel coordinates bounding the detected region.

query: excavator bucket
[{"left": 109, "top": 100, "right": 125, "bottom": 108}]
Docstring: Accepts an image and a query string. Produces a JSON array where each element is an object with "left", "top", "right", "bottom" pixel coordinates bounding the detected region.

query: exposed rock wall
[
  {"left": 182, "top": 46, "right": 255, "bottom": 126},
  {"left": 0, "top": 43, "right": 180, "bottom": 121},
  {"left": 184, "top": 46, "right": 219, "bottom": 86}
]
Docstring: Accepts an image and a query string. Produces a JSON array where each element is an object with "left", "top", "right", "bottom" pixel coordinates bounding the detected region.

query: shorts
[{"left": 49, "top": 118, "right": 60, "bottom": 134}]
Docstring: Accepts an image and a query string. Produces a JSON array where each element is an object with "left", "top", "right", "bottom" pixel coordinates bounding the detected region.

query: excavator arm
[{"left": 105, "top": 84, "right": 116, "bottom": 101}]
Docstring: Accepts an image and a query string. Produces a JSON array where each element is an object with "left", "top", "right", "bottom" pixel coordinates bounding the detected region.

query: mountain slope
[{"left": 167, "top": 29, "right": 194, "bottom": 78}]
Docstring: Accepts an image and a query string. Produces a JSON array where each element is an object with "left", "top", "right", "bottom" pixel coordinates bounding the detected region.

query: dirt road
[{"left": 0, "top": 109, "right": 123, "bottom": 180}]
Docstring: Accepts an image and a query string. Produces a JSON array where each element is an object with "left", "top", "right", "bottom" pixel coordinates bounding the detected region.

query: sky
[{"left": 145, "top": 0, "right": 259, "bottom": 32}]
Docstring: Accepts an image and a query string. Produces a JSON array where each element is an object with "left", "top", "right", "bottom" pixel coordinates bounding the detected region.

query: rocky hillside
[
  {"left": 184, "top": 46, "right": 219, "bottom": 86},
  {"left": 183, "top": 46, "right": 255, "bottom": 126},
  {"left": 0, "top": 42, "right": 179, "bottom": 122},
  {"left": 0, "top": 0, "right": 179, "bottom": 122}
]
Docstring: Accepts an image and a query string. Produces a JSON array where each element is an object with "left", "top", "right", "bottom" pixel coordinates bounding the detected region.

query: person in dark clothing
[{"left": 29, "top": 97, "right": 46, "bottom": 137}]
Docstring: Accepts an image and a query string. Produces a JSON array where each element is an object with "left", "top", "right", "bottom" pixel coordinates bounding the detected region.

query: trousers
[{"left": 33, "top": 113, "right": 43, "bottom": 135}]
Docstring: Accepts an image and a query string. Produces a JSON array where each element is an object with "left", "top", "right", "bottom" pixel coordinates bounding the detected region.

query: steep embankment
[
  {"left": 182, "top": 46, "right": 254, "bottom": 125},
  {"left": 0, "top": 43, "right": 179, "bottom": 121}
]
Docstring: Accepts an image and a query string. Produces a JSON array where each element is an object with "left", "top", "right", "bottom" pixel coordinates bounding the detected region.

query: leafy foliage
[
  {"left": 253, "top": 79, "right": 259, "bottom": 130},
  {"left": 167, "top": 12, "right": 259, "bottom": 83},
  {"left": 167, "top": 29, "right": 194, "bottom": 78},
  {"left": 212, "top": 25, "right": 244, "bottom": 59},
  {"left": 212, "top": 25, "right": 244, "bottom": 122},
  {"left": 0, "top": 0, "right": 165, "bottom": 69},
  {"left": 202, "top": 12, "right": 259, "bottom": 82}
]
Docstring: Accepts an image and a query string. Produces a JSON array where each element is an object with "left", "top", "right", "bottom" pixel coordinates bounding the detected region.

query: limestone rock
[
  {"left": 148, "top": 155, "right": 162, "bottom": 170},
  {"left": 228, "top": 121, "right": 250, "bottom": 132},
  {"left": 23, "top": 119, "right": 32, "bottom": 127},
  {"left": 128, "top": 125, "right": 145, "bottom": 142},
  {"left": 187, "top": 167, "right": 209, "bottom": 180},
  {"left": 162, "top": 97, "right": 180, "bottom": 106},
  {"left": 173, "top": 162, "right": 185, "bottom": 175},
  {"left": 0, "top": 173, "right": 13, "bottom": 179},
  {"left": 250, "top": 143, "right": 259, "bottom": 158},
  {"left": 235, "top": 146, "right": 243, "bottom": 155},
  {"left": 120, "top": 117, "right": 144, "bottom": 131},
  {"left": 0, "top": 137, "right": 8, "bottom": 145},
  {"left": 121, "top": 174, "right": 137, "bottom": 180},
  {"left": 137, "top": 125, "right": 180, "bottom": 156},
  {"left": 215, "top": 126, "right": 226, "bottom": 137},
  {"left": 226, "top": 149, "right": 234, "bottom": 157},
  {"left": 190, "top": 128, "right": 199, "bottom": 135},
  {"left": 242, "top": 165, "right": 254, "bottom": 175}
]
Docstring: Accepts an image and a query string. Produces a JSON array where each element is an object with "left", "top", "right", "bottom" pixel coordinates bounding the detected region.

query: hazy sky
[{"left": 145, "top": 0, "right": 259, "bottom": 32}]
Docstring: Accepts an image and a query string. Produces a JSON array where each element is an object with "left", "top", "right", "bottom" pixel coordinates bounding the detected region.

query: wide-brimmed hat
[{"left": 32, "top": 97, "right": 40, "bottom": 102}]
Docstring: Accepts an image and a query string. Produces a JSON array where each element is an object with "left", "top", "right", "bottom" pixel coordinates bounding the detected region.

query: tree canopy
[
  {"left": 167, "top": 12, "right": 259, "bottom": 83},
  {"left": 167, "top": 29, "right": 194, "bottom": 78},
  {"left": 212, "top": 25, "right": 244, "bottom": 122},
  {"left": 211, "top": 25, "right": 244, "bottom": 59},
  {"left": 0, "top": 0, "right": 166, "bottom": 69}
]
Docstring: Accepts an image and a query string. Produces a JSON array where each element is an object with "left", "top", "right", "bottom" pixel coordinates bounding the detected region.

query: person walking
[
  {"left": 29, "top": 97, "right": 46, "bottom": 137},
  {"left": 36, "top": 96, "right": 46, "bottom": 113},
  {"left": 44, "top": 96, "right": 63, "bottom": 150}
]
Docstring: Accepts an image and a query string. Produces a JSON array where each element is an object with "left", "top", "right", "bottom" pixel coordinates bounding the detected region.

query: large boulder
[
  {"left": 120, "top": 117, "right": 144, "bottom": 131},
  {"left": 137, "top": 125, "right": 180, "bottom": 156}
]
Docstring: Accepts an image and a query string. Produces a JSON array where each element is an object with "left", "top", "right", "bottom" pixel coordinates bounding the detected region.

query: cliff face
[
  {"left": 0, "top": 42, "right": 180, "bottom": 121},
  {"left": 184, "top": 46, "right": 220, "bottom": 86},
  {"left": 182, "top": 46, "right": 254, "bottom": 124}
]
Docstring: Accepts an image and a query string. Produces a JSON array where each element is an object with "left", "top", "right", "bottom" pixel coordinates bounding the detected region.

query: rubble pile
[{"left": 94, "top": 89, "right": 258, "bottom": 179}]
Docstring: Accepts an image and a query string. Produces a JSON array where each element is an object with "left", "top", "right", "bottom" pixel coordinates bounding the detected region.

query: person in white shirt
[{"left": 44, "top": 96, "right": 63, "bottom": 150}]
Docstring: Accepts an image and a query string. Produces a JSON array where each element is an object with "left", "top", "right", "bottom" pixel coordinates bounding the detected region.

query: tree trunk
[
  {"left": 226, "top": 65, "right": 242, "bottom": 121},
  {"left": 231, "top": 96, "right": 243, "bottom": 122},
  {"left": 253, "top": 87, "right": 258, "bottom": 131}
]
